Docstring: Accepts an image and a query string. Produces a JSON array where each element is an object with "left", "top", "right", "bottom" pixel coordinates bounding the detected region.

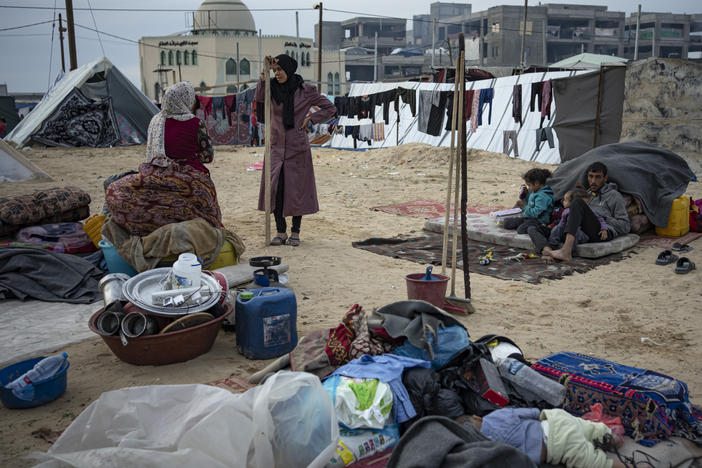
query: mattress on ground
[{"left": 424, "top": 213, "right": 639, "bottom": 259}]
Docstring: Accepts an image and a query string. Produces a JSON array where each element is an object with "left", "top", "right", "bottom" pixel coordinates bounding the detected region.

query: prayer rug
[
  {"left": 33, "top": 88, "right": 121, "bottom": 148},
  {"left": 352, "top": 230, "right": 626, "bottom": 284},
  {"left": 205, "top": 375, "right": 254, "bottom": 394},
  {"left": 370, "top": 199, "right": 504, "bottom": 219},
  {"left": 637, "top": 230, "right": 702, "bottom": 249}
]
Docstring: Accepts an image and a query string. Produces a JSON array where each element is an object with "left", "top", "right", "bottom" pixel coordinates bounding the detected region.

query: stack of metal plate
[{"left": 122, "top": 268, "right": 222, "bottom": 317}]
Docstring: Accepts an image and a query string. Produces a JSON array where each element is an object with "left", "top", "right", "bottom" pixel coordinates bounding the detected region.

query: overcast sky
[{"left": 0, "top": 0, "right": 699, "bottom": 93}]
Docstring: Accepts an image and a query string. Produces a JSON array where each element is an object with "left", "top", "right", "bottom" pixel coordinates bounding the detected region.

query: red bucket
[{"left": 405, "top": 272, "right": 450, "bottom": 308}]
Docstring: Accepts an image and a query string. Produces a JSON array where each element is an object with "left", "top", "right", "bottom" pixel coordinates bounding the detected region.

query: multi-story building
[
  {"left": 139, "top": 0, "right": 344, "bottom": 102},
  {"left": 413, "top": 3, "right": 472, "bottom": 47},
  {"left": 623, "top": 12, "right": 702, "bottom": 59}
]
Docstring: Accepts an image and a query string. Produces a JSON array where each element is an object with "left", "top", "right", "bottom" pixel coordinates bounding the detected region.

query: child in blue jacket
[{"left": 503, "top": 168, "right": 554, "bottom": 254}]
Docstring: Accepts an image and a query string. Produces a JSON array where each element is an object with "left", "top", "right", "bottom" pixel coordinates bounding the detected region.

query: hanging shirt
[
  {"left": 540, "top": 80, "right": 552, "bottom": 119},
  {"left": 197, "top": 96, "right": 213, "bottom": 120},
  {"left": 396, "top": 87, "right": 417, "bottom": 116},
  {"left": 478, "top": 88, "right": 494, "bottom": 126}
]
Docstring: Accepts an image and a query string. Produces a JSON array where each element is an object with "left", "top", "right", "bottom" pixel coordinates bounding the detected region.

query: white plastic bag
[
  {"left": 31, "top": 372, "right": 338, "bottom": 468},
  {"left": 324, "top": 375, "right": 393, "bottom": 429}
]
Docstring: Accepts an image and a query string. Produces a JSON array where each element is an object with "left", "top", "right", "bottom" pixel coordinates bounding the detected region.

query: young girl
[
  {"left": 503, "top": 168, "right": 554, "bottom": 254},
  {"left": 543, "top": 188, "right": 608, "bottom": 257}
]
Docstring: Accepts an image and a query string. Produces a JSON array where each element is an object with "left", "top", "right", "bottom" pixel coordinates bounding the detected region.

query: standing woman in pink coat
[{"left": 256, "top": 54, "right": 336, "bottom": 246}]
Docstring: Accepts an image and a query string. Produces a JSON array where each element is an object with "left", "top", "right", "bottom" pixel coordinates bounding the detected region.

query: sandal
[
  {"left": 655, "top": 250, "right": 678, "bottom": 265},
  {"left": 672, "top": 242, "right": 693, "bottom": 253},
  {"left": 675, "top": 257, "right": 696, "bottom": 274},
  {"left": 270, "top": 233, "right": 288, "bottom": 246},
  {"left": 288, "top": 235, "right": 300, "bottom": 247}
]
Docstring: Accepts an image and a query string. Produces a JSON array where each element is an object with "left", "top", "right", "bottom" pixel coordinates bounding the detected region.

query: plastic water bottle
[
  {"left": 495, "top": 356, "right": 566, "bottom": 407},
  {"left": 4, "top": 352, "right": 69, "bottom": 401}
]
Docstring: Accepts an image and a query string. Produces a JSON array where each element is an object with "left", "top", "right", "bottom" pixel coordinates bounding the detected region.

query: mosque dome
[{"left": 192, "top": 0, "right": 256, "bottom": 34}]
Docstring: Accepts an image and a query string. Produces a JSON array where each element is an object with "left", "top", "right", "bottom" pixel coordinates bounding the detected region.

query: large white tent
[
  {"left": 329, "top": 70, "right": 589, "bottom": 164},
  {"left": 5, "top": 57, "right": 158, "bottom": 148}
]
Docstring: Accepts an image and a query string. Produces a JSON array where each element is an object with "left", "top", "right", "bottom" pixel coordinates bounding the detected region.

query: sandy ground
[{"left": 1, "top": 143, "right": 701, "bottom": 466}]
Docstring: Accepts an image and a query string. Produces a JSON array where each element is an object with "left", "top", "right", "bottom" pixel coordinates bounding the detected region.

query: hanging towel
[
  {"left": 359, "top": 124, "right": 373, "bottom": 143},
  {"left": 469, "top": 92, "right": 480, "bottom": 133},
  {"left": 540, "top": 80, "right": 552, "bottom": 119},
  {"left": 418, "top": 90, "right": 433, "bottom": 134},
  {"left": 464, "top": 90, "right": 475, "bottom": 121},
  {"left": 372, "top": 122, "right": 385, "bottom": 141},
  {"left": 197, "top": 96, "right": 213, "bottom": 120}
]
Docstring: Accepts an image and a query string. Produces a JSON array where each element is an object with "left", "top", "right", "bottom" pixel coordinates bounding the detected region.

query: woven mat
[
  {"left": 370, "top": 199, "right": 504, "bottom": 219},
  {"left": 205, "top": 375, "right": 255, "bottom": 394},
  {"left": 353, "top": 230, "right": 627, "bottom": 284},
  {"left": 637, "top": 230, "right": 702, "bottom": 249}
]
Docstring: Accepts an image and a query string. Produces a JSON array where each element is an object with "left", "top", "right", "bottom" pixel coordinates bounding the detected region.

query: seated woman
[{"left": 105, "top": 82, "right": 222, "bottom": 236}]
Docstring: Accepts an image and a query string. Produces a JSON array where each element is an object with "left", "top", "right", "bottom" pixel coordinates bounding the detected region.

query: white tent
[
  {"left": 329, "top": 70, "right": 588, "bottom": 164},
  {"left": 0, "top": 140, "right": 51, "bottom": 182},
  {"left": 551, "top": 53, "right": 627, "bottom": 69},
  {"left": 5, "top": 57, "right": 158, "bottom": 148}
]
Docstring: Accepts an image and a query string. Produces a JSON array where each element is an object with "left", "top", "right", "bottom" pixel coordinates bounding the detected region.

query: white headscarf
[{"left": 146, "top": 81, "right": 197, "bottom": 166}]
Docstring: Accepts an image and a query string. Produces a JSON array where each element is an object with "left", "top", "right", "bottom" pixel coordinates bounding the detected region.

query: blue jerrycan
[{"left": 235, "top": 287, "right": 298, "bottom": 359}]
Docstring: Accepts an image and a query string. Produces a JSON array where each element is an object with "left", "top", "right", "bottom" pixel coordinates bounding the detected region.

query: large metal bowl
[
  {"left": 88, "top": 303, "right": 232, "bottom": 366},
  {"left": 122, "top": 268, "right": 223, "bottom": 316}
]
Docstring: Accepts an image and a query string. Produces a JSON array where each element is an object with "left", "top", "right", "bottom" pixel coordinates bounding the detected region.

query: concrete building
[
  {"left": 623, "top": 12, "right": 702, "bottom": 60},
  {"left": 139, "top": 0, "right": 345, "bottom": 101},
  {"left": 413, "top": 3, "right": 472, "bottom": 47}
]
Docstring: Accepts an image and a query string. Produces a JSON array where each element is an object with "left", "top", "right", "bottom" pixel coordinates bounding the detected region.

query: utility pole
[
  {"left": 65, "top": 0, "right": 78, "bottom": 70},
  {"left": 295, "top": 12, "right": 301, "bottom": 64},
  {"left": 634, "top": 5, "right": 641, "bottom": 60},
  {"left": 652, "top": 24, "right": 656, "bottom": 57},
  {"left": 431, "top": 18, "right": 436, "bottom": 69},
  {"left": 236, "top": 42, "right": 240, "bottom": 142},
  {"left": 479, "top": 16, "right": 484, "bottom": 66},
  {"left": 315, "top": 3, "right": 323, "bottom": 92},
  {"left": 258, "top": 29, "right": 262, "bottom": 74},
  {"left": 338, "top": 48, "right": 342, "bottom": 94},
  {"left": 374, "top": 31, "right": 378, "bottom": 81},
  {"left": 58, "top": 13, "right": 66, "bottom": 72},
  {"left": 520, "top": 0, "right": 528, "bottom": 68}
]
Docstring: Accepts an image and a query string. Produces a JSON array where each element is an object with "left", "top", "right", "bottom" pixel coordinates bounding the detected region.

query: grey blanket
[
  {"left": 387, "top": 416, "right": 537, "bottom": 468},
  {"left": 548, "top": 141, "right": 695, "bottom": 227},
  {"left": 0, "top": 247, "right": 103, "bottom": 303},
  {"left": 369, "top": 300, "right": 466, "bottom": 359}
]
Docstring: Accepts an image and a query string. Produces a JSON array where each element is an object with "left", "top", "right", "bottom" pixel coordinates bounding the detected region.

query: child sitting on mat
[
  {"left": 503, "top": 168, "right": 554, "bottom": 254},
  {"left": 543, "top": 188, "right": 608, "bottom": 257},
  {"left": 463, "top": 407, "right": 625, "bottom": 468}
]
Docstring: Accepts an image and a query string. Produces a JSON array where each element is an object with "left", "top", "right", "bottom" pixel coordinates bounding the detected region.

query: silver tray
[{"left": 122, "top": 268, "right": 222, "bottom": 316}]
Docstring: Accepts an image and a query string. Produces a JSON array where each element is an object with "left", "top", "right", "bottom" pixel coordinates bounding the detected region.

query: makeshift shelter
[
  {"left": 551, "top": 53, "right": 628, "bottom": 70},
  {"left": 330, "top": 68, "right": 626, "bottom": 165},
  {"left": 548, "top": 141, "right": 695, "bottom": 227},
  {"left": 4, "top": 57, "right": 158, "bottom": 148},
  {"left": 0, "top": 140, "right": 51, "bottom": 182}
]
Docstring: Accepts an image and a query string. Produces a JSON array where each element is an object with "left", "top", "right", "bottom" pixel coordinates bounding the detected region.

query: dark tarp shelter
[{"left": 0, "top": 96, "right": 20, "bottom": 136}]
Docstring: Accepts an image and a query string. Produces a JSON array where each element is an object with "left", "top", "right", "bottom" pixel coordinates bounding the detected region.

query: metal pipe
[
  {"left": 121, "top": 312, "right": 158, "bottom": 338},
  {"left": 520, "top": 0, "right": 528, "bottom": 68},
  {"left": 296, "top": 11, "right": 301, "bottom": 64}
]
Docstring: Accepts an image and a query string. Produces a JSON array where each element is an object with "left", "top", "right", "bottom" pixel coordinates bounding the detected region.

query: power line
[
  {"left": 85, "top": 0, "right": 105, "bottom": 56},
  {"left": 0, "top": 5, "right": 313, "bottom": 12},
  {"left": 0, "top": 19, "right": 54, "bottom": 32}
]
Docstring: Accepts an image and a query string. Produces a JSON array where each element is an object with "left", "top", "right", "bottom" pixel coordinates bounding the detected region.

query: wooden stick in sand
[{"left": 263, "top": 59, "right": 272, "bottom": 245}]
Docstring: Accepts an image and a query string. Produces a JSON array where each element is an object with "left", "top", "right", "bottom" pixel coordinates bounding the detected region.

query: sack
[{"left": 690, "top": 197, "right": 702, "bottom": 232}]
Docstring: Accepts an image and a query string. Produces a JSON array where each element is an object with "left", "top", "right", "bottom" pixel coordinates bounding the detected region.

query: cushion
[{"left": 424, "top": 213, "right": 639, "bottom": 259}]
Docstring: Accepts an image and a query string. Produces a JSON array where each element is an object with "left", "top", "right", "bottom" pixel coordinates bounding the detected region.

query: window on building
[
  {"left": 154, "top": 82, "right": 160, "bottom": 101},
  {"left": 226, "top": 58, "right": 237, "bottom": 75},
  {"left": 160, "top": 51, "right": 166, "bottom": 65},
  {"left": 226, "top": 85, "right": 238, "bottom": 93},
  {"left": 327, "top": 72, "right": 334, "bottom": 94},
  {"left": 168, "top": 51, "right": 174, "bottom": 65},
  {"left": 491, "top": 22, "right": 500, "bottom": 33},
  {"left": 192, "top": 50, "right": 198, "bottom": 65},
  {"left": 176, "top": 50, "right": 182, "bottom": 65},
  {"left": 184, "top": 51, "right": 190, "bottom": 65},
  {"left": 306, "top": 52, "right": 310, "bottom": 67},
  {"left": 240, "top": 58, "right": 250, "bottom": 75},
  {"left": 334, "top": 72, "right": 340, "bottom": 95}
]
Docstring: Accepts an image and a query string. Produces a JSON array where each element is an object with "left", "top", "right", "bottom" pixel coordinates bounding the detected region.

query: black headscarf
[{"left": 270, "top": 54, "right": 304, "bottom": 130}]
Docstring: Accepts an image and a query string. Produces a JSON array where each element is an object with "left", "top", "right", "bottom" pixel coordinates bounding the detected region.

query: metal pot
[{"left": 98, "top": 273, "right": 131, "bottom": 312}]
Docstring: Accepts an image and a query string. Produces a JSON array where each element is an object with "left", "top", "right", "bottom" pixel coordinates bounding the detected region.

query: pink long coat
[{"left": 256, "top": 80, "right": 336, "bottom": 216}]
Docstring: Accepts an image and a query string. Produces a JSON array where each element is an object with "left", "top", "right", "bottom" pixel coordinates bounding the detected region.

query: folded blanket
[{"left": 0, "top": 247, "right": 103, "bottom": 303}]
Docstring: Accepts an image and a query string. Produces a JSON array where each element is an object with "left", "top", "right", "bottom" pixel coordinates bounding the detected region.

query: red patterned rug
[
  {"left": 206, "top": 375, "right": 255, "bottom": 394},
  {"left": 371, "top": 199, "right": 504, "bottom": 218},
  {"left": 637, "top": 230, "right": 702, "bottom": 249}
]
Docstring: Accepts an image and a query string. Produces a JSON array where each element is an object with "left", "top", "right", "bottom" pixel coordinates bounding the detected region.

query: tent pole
[
  {"left": 264, "top": 60, "right": 272, "bottom": 245},
  {"left": 593, "top": 66, "right": 605, "bottom": 148},
  {"left": 58, "top": 14, "right": 66, "bottom": 73},
  {"left": 441, "top": 58, "right": 460, "bottom": 276},
  {"left": 65, "top": 0, "right": 78, "bottom": 70}
]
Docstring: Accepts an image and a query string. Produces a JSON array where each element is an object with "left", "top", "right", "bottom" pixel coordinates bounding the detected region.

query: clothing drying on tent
[
  {"left": 4, "top": 57, "right": 158, "bottom": 148},
  {"left": 105, "top": 82, "right": 222, "bottom": 237}
]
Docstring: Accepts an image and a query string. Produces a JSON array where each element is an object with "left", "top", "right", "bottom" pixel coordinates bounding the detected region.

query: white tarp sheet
[{"left": 330, "top": 70, "right": 587, "bottom": 164}]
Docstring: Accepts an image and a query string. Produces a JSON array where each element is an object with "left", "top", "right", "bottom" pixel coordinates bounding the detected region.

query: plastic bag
[
  {"left": 326, "top": 424, "right": 400, "bottom": 467},
  {"left": 32, "top": 372, "right": 338, "bottom": 468},
  {"left": 323, "top": 375, "right": 393, "bottom": 429},
  {"left": 581, "top": 402, "right": 626, "bottom": 444}
]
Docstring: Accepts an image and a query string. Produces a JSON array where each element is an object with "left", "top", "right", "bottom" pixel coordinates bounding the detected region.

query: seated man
[{"left": 544, "top": 161, "right": 630, "bottom": 261}]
